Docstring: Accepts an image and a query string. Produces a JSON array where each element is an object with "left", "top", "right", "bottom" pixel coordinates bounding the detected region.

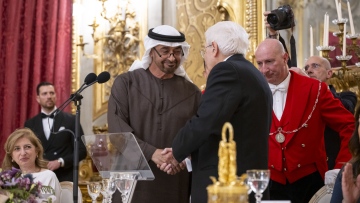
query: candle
[
  {"left": 335, "top": 0, "right": 341, "bottom": 20},
  {"left": 343, "top": 23, "right": 347, "bottom": 56},
  {"left": 347, "top": 0, "right": 355, "bottom": 35},
  {"left": 310, "top": 25, "right": 314, "bottom": 56},
  {"left": 326, "top": 14, "right": 329, "bottom": 46},
  {"left": 323, "top": 13, "right": 327, "bottom": 46},
  {"left": 339, "top": 2, "right": 342, "bottom": 20}
]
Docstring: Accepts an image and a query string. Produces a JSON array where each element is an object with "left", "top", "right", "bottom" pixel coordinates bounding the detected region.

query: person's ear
[
  {"left": 36, "top": 95, "right": 40, "bottom": 104},
  {"left": 212, "top": 42, "right": 219, "bottom": 56}
]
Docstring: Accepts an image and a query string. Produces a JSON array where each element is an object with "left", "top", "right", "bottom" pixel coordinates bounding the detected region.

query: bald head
[
  {"left": 255, "top": 39, "right": 289, "bottom": 85},
  {"left": 256, "top": 39, "right": 286, "bottom": 55},
  {"left": 304, "top": 56, "right": 332, "bottom": 82}
]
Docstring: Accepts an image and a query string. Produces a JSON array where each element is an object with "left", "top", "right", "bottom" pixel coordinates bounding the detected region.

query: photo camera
[{"left": 267, "top": 5, "right": 295, "bottom": 30}]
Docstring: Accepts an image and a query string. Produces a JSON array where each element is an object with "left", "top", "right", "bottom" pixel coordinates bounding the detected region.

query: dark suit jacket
[
  {"left": 172, "top": 54, "right": 273, "bottom": 203},
  {"left": 24, "top": 111, "right": 87, "bottom": 182},
  {"left": 325, "top": 85, "right": 357, "bottom": 170},
  {"left": 268, "top": 71, "right": 354, "bottom": 185}
]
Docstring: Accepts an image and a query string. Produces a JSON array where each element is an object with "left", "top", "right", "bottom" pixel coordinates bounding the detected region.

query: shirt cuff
[{"left": 58, "top": 158, "right": 65, "bottom": 167}]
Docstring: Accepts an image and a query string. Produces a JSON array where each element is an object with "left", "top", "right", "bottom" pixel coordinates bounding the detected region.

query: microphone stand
[{"left": 73, "top": 92, "right": 83, "bottom": 203}]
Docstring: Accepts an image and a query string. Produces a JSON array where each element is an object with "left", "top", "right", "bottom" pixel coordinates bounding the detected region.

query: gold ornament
[{"left": 207, "top": 122, "right": 249, "bottom": 203}]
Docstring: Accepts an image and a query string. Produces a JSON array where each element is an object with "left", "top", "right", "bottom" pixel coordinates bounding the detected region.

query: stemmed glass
[
  {"left": 246, "top": 169, "right": 270, "bottom": 203},
  {"left": 100, "top": 178, "right": 117, "bottom": 203},
  {"left": 87, "top": 182, "right": 102, "bottom": 203},
  {"left": 112, "top": 173, "right": 137, "bottom": 203}
]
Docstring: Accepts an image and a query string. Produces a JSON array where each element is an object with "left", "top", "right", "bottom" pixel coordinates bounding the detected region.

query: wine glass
[
  {"left": 87, "top": 182, "right": 101, "bottom": 203},
  {"left": 246, "top": 169, "right": 270, "bottom": 203},
  {"left": 101, "top": 178, "right": 117, "bottom": 203},
  {"left": 112, "top": 173, "right": 137, "bottom": 203}
]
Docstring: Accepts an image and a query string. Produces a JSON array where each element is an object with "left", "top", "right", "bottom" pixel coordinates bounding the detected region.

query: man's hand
[
  {"left": 264, "top": 11, "right": 278, "bottom": 36},
  {"left": 155, "top": 148, "right": 186, "bottom": 175},
  {"left": 47, "top": 160, "right": 61, "bottom": 171}
]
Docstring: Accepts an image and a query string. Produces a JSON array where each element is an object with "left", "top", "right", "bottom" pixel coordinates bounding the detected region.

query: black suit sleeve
[{"left": 172, "top": 62, "right": 241, "bottom": 162}]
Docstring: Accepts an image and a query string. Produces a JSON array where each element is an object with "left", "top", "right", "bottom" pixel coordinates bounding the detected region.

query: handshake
[{"left": 152, "top": 148, "right": 189, "bottom": 175}]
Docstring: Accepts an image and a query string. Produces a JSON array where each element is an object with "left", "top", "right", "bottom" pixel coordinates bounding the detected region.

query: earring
[
  {"left": 11, "top": 159, "right": 14, "bottom": 162},
  {"left": 36, "top": 155, "right": 38, "bottom": 158}
]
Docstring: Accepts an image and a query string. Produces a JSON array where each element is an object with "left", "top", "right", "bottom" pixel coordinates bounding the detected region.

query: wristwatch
[{"left": 57, "top": 158, "right": 64, "bottom": 167}]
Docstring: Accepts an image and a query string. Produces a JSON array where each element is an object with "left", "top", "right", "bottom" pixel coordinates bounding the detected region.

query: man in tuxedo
[
  {"left": 24, "top": 82, "right": 87, "bottom": 182},
  {"left": 305, "top": 56, "right": 357, "bottom": 170},
  {"left": 254, "top": 39, "right": 355, "bottom": 203},
  {"left": 165, "top": 21, "right": 273, "bottom": 203}
]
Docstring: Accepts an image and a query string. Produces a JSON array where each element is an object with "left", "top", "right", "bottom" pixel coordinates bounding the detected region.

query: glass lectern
[{"left": 82, "top": 133, "right": 154, "bottom": 203}]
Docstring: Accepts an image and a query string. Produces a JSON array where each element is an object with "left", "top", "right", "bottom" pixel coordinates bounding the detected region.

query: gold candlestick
[
  {"left": 347, "top": 34, "right": 360, "bottom": 59},
  {"left": 332, "top": 19, "right": 348, "bottom": 45},
  {"left": 316, "top": 46, "right": 335, "bottom": 60},
  {"left": 336, "top": 55, "right": 353, "bottom": 74}
]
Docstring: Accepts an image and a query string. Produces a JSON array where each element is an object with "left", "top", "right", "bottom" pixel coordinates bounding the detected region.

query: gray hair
[{"left": 205, "top": 21, "right": 249, "bottom": 56}]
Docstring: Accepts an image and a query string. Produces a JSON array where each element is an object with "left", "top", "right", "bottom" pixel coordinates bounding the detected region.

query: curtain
[{"left": 0, "top": 0, "right": 72, "bottom": 163}]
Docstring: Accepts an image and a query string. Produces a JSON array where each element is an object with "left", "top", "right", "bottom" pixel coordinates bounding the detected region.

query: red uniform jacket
[{"left": 269, "top": 71, "right": 354, "bottom": 184}]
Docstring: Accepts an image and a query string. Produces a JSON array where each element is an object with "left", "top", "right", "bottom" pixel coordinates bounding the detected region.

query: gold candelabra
[
  {"left": 76, "top": 0, "right": 140, "bottom": 72},
  {"left": 207, "top": 122, "right": 249, "bottom": 203},
  {"left": 326, "top": 17, "right": 360, "bottom": 102}
]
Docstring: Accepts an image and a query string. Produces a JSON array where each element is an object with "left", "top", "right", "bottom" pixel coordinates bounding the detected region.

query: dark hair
[
  {"left": 349, "top": 106, "right": 360, "bottom": 177},
  {"left": 36, "top": 82, "right": 54, "bottom": 95}
]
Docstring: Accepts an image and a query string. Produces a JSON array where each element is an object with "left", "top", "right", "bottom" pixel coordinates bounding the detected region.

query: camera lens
[{"left": 267, "top": 14, "right": 279, "bottom": 24}]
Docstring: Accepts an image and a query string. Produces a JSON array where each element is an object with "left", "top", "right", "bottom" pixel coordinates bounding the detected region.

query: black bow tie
[{"left": 41, "top": 113, "right": 54, "bottom": 119}]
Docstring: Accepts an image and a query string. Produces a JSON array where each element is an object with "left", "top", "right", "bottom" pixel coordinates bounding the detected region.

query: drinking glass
[
  {"left": 101, "top": 178, "right": 117, "bottom": 203},
  {"left": 246, "top": 169, "right": 270, "bottom": 203},
  {"left": 87, "top": 182, "right": 102, "bottom": 203},
  {"left": 112, "top": 173, "right": 137, "bottom": 203}
]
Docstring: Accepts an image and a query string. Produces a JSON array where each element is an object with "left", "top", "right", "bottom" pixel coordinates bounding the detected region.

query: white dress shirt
[
  {"left": 41, "top": 108, "right": 56, "bottom": 140},
  {"left": 269, "top": 72, "right": 291, "bottom": 120}
]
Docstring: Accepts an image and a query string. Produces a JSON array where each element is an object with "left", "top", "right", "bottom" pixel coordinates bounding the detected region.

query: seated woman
[
  {"left": 2, "top": 128, "right": 61, "bottom": 202},
  {"left": 331, "top": 108, "right": 360, "bottom": 203}
]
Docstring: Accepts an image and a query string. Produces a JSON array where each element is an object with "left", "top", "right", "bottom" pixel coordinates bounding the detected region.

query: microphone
[
  {"left": 78, "top": 71, "right": 110, "bottom": 93},
  {"left": 51, "top": 72, "right": 98, "bottom": 117},
  {"left": 97, "top": 71, "right": 110, "bottom": 83},
  {"left": 84, "top": 72, "right": 98, "bottom": 85}
]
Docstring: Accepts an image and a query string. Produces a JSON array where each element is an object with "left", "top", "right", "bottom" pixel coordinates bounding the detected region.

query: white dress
[{"left": 31, "top": 170, "right": 61, "bottom": 203}]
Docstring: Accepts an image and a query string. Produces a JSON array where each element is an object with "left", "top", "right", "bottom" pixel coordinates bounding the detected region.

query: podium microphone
[
  {"left": 51, "top": 72, "right": 98, "bottom": 118},
  {"left": 78, "top": 71, "right": 110, "bottom": 94}
]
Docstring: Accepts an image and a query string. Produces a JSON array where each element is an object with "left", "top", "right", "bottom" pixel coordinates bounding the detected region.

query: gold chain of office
[{"left": 269, "top": 81, "right": 322, "bottom": 143}]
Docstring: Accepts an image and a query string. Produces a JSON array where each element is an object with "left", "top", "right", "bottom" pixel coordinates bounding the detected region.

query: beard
[{"left": 158, "top": 60, "right": 179, "bottom": 74}]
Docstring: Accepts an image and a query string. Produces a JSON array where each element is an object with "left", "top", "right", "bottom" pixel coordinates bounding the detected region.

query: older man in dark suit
[
  {"left": 162, "top": 21, "right": 273, "bottom": 203},
  {"left": 24, "top": 82, "right": 87, "bottom": 182}
]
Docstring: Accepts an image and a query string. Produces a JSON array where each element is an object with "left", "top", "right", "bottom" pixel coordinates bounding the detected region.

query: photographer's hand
[{"left": 264, "top": 11, "right": 278, "bottom": 37}]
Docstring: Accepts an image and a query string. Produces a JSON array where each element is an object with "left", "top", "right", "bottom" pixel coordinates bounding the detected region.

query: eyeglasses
[
  {"left": 304, "top": 63, "right": 321, "bottom": 71},
  {"left": 153, "top": 47, "right": 183, "bottom": 58},
  {"left": 200, "top": 44, "right": 212, "bottom": 58}
]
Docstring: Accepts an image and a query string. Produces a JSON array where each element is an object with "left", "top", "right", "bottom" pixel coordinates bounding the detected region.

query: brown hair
[{"left": 2, "top": 128, "right": 48, "bottom": 170}]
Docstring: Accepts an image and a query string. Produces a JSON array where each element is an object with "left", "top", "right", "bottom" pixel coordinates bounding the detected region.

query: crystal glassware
[
  {"left": 101, "top": 178, "right": 117, "bottom": 203},
  {"left": 246, "top": 169, "right": 270, "bottom": 203},
  {"left": 112, "top": 173, "right": 137, "bottom": 203},
  {"left": 87, "top": 182, "right": 102, "bottom": 203}
]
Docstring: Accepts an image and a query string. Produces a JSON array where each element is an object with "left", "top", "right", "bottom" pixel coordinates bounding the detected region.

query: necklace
[{"left": 269, "top": 81, "right": 322, "bottom": 143}]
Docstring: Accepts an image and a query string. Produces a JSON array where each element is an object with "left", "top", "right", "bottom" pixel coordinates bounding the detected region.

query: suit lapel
[
  {"left": 47, "top": 112, "right": 64, "bottom": 147},
  {"left": 28, "top": 114, "right": 53, "bottom": 151}
]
